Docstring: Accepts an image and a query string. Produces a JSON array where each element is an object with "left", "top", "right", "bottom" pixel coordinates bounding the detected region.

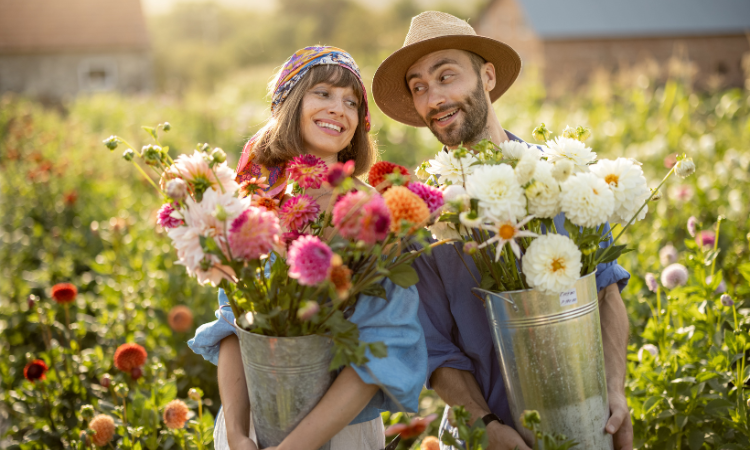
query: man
[{"left": 372, "top": 11, "right": 634, "bottom": 450}]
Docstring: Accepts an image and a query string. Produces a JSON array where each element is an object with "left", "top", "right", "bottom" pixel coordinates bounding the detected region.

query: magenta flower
[
  {"left": 407, "top": 182, "right": 444, "bottom": 214},
  {"left": 325, "top": 160, "right": 355, "bottom": 188},
  {"left": 287, "top": 154, "right": 328, "bottom": 189},
  {"left": 288, "top": 235, "right": 333, "bottom": 286},
  {"left": 279, "top": 195, "right": 320, "bottom": 231},
  {"left": 687, "top": 216, "right": 698, "bottom": 237},
  {"left": 658, "top": 244, "right": 678, "bottom": 266},
  {"left": 645, "top": 273, "right": 658, "bottom": 292},
  {"left": 282, "top": 230, "right": 307, "bottom": 250},
  {"left": 157, "top": 203, "right": 183, "bottom": 229},
  {"left": 297, "top": 301, "right": 320, "bottom": 321},
  {"left": 228, "top": 208, "right": 281, "bottom": 260},
  {"left": 661, "top": 263, "right": 689, "bottom": 289},
  {"left": 332, "top": 191, "right": 391, "bottom": 245},
  {"left": 696, "top": 230, "right": 715, "bottom": 249}
]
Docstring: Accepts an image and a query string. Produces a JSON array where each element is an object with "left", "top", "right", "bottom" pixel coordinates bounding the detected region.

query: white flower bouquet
[{"left": 420, "top": 124, "right": 695, "bottom": 295}]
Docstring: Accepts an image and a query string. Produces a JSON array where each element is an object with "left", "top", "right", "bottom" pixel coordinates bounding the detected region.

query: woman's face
[{"left": 300, "top": 82, "right": 359, "bottom": 161}]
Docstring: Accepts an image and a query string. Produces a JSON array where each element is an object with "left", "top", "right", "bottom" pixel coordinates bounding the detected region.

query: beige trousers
[{"left": 213, "top": 408, "right": 385, "bottom": 450}]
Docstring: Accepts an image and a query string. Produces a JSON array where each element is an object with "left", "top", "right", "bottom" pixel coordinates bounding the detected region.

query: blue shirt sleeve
[
  {"left": 187, "top": 289, "right": 237, "bottom": 366},
  {"left": 411, "top": 246, "right": 476, "bottom": 389},
  {"left": 552, "top": 214, "right": 631, "bottom": 293},
  {"left": 348, "top": 279, "right": 428, "bottom": 415}
]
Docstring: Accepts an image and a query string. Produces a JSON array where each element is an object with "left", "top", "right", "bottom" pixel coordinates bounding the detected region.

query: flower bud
[
  {"left": 122, "top": 148, "right": 135, "bottom": 162},
  {"left": 200, "top": 143, "right": 210, "bottom": 153},
  {"left": 520, "top": 410, "right": 541, "bottom": 429},
  {"left": 141, "top": 145, "right": 163, "bottom": 166},
  {"left": 650, "top": 189, "right": 662, "bottom": 201},
  {"left": 297, "top": 301, "right": 320, "bottom": 322},
  {"left": 166, "top": 178, "right": 187, "bottom": 202},
  {"left": 721, "top": 294, "right": 734, "bottom": 307},
  {"left": 561, "top": 126, "right": 577, "bottom": 140},
  {"left": 80, "top": 404, "right": 95, "bottom": 420},
  {"left": 415, "top": 161, "right": 431, "bottom": 181},
  {"left": 114, "top": 383, "right": 129, "bottom": 398},
  {"left": 463, "top": 241, "right": 478, "bottom": 255},
  {"left": 162, "top": 122, "right": 171, "bottom": 132},
  {"left": 188, "top": 388, "right": 203, "bottom": 401},
  {"left": 638, "top": 344, "right": 658, "bottom": 361},
  {"left": 103, "top": 136, "right": 119, "bottom": 150},
  {"left": 100, "top": 373, "right": 112, "bottom": 388},
  {"left": 532, "top": 123, "right": 551, "bottom": 142},
  {"left": 213, "top": 205, "right": 227, "bottom": 221},
  {"left": 582, "top": 243, "right": 598, "bottom": 256},
  {"left": 211, "top": 148, "right": 227, "bottom": 164},
  {"left": 130, "top": 367, "right": 143, "bottom": 380},
  {"left": 27, "top": 295, "right": 36, "bottom": 310},
  {"left": 576, "top": 126, "right": 592, "bottom": 142},
  {"left": 687, "top": 216, "right": 698, "bottom": 238},
  {"left": 675, "top": 157, "right": 696, "bottom": 178},
  {"left": 645, "top": 273, "right": 658, "bottom": 292},
  {"left": 199, "top": 257, "right": 213, "bottom": 271}
]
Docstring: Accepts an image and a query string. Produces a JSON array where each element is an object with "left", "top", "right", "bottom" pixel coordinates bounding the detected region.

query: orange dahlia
[
  {"left": 113, "top": 343, "right": 147, "bottom": 372},
  {"left": 89, "top": 414, "right": 115, "bottom": 446},
  {"left": 368, "top": 161, "right": 410, "bottom": 192},
  {"left": 167, "top": 305, "right": 194, "bottom": 333},
  {"left": 330, "top": 264, "right": 352, "bottom": 299},
  {"left": 420, "top": 436, "right": 440, "bottom": 450},
  {"left": 383, "top": 186, "right": 430, "bottom": 233},
  {"left": 163, "top": 399, "right": 190, "bottom": 429},
  {"left": 23, "top": 359, "right": 48, "bottom": 383},
  {"left": 50, "top": 283, "right": 77, "bottom": 304}
]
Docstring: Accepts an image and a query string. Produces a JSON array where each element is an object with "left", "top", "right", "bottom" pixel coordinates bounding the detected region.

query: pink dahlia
[
  {"left": 279, "top": 195, "right": 320, "bottom": 231},
  {"left": 287, "top": 154, "right": 328, "bottom": 189},
  {"left": 407, "top": 182, "right": 444, "bottom": 214},
  {"left": 282, "top": 230, "right": 307, "bottom": 250},
  {"left": 157, "top": 203, "right": 183, "bottom": 229},
  {"left": 661, "top": 263, "right": 689, "bottom": 289},
  {"left": 332, "top": 191, "right": 391, "bottom": 245},
  {"left": 325, "top": 160, "right": 355, "bottom": 188},
  {"left": 696, "top": 230, "right": 715, "bottom": 249},
  {"left": 228, "top": 207, "right": 281, "bottom": 260},
  {"left": 288, "top": 235, "right": 333, "bottom": 286}
]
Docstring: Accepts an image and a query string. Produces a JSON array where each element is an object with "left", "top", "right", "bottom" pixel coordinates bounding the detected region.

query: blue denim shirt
[
  {"left": 188, "top": 279, "right": 427, "bottom": 424},
  {"left": 414, "top": 131, "right": 631, "bottom": 428}
]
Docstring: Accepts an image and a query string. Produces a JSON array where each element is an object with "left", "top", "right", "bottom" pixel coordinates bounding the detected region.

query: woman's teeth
[
  {"left": 437, "top": 110, "right": 457, "bottom": 122},
  {"left": 317, "top": 121, "right": 342, "bottom": 132}
]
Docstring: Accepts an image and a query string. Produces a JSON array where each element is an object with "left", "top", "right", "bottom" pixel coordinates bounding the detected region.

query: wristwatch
[{"left": 482, "top": 413, "right": 504, "bottom": 426}]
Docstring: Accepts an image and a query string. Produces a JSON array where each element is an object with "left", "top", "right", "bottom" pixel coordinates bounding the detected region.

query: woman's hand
[{"left": 227, "top": 435, "right": 259, "bottom": 450}]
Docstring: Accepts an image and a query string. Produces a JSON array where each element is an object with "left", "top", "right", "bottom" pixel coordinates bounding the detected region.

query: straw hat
[{"left": 372, "top": 11, "right": 521, "bottom": 127}]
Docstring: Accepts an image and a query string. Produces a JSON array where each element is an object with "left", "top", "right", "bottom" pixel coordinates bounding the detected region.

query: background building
[
  {"left": 476, "top": 0, "right": 750, "bottom": 91},
  {"left": 0, "top": 0, "right": 153, "bottom": 100}
]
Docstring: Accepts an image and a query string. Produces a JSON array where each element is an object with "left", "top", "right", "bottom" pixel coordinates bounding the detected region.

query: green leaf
[
  {"left": 595, "top": 244, "right": 628, "bottom": 265},
  {"left": 696, "top": 371, "right": 719, "bottom": 382},
  {"left": 368, "top": 342, "right": 388, "bottom": 359},
  {"left": 142, "top": 126, "right": 157, "bottom": 140},
  {"left": 688, "top": 429, "right": 704, "bottom": 450},
  {"left": 386, "top": 264, "right": 420, "bottom": 288},
  {"left": 158, "top": 381, "right": 177, "bottom": 407},
  {"left": 361, "top": 283, "right": 387, "bottom": 300}
]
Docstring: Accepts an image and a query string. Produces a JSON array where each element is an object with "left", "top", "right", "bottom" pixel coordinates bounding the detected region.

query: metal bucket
[
  {"left": 235, "top": 325, "right": 335, "bottom": 449},
  {"left": 475, "top": 272, "right": 613, "bottom": 449}
]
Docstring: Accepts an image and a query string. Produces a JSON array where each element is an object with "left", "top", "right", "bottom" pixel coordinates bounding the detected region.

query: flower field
[{"left": 1, "top": 67, "right": 749, "bottom": 449}]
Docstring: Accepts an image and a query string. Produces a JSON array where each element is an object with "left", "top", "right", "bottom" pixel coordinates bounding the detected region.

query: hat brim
[{"left": 372, "top": 35, "right": 521, "bottom": 127}]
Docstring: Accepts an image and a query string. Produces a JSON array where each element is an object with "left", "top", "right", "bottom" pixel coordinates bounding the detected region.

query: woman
[{"left": 188, "top": 46, "right": 427, "bottom": 450}]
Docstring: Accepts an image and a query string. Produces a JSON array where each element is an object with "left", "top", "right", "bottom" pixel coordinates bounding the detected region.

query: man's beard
[{"left": 423, "top": 78, "right": 489, "bottom": 147}]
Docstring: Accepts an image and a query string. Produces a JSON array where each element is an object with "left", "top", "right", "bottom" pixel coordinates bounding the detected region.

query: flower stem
[{"left": 710, "top": 217, "right": 723, "bottom": 277}]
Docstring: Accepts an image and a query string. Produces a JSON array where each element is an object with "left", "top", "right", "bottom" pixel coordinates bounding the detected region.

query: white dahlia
[
  {"left": 166, "top": 150, "right": 240, "bottom": 194},
  {"left": 590, "top": 158, "right": 650, "bottom": 225},
  {"left": 426, "top": 150, "right": 477, "bottom": 185},
  {"left": 466, "top": 165, "right": 527, "bottom": 221},
  {"left": 515, "top": 155, "right": 538, "bottom": 186},
  {"left": 498, "top": 140, "right": 541, "bottom": 162},
  {"left": 560, "top": 172, "right": 614, "bottom": 228},
  {"left": 525, "top": 161, "right": 561, "bottom": 219},
  {"left": 545, "top": 137, "right": 597, "bottom": 173},
  {"left": 168, "top": 188, "right": 248, "bottom": 286},
  {"left": 522, "top": 234, "right": 582, "bottom": 294},
  {"left": 441, "top": 184, "right": 470, "bottom": 212}
]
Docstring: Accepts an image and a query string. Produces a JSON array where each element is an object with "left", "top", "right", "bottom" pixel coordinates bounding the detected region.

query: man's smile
[{"left": 431, "top": 108, "right": 460, "bottom": 127}]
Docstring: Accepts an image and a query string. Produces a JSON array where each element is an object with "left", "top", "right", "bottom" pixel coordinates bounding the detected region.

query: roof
[
  {"left": 0, "top": 0, "right": 149, "bottom": 53},
  {"left": 513, "top": 0, "right": 750, "bottom": 39}
]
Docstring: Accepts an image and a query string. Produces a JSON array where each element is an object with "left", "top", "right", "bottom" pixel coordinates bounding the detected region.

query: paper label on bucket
[{"left": 559, "top": 289, "right": 578, "bottom": 307}]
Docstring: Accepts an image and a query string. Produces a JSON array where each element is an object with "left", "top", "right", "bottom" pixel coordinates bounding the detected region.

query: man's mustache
[{"left": 426, "top": 103, "right": 463, "bottom": 123}]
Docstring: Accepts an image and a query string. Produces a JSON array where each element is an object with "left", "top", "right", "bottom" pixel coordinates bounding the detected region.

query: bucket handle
[
  {"left": 218, "top": 304, "right": 237, "bottom": 329},
  {"left": 471, "top": 287, "right": 518, "bottom": 312}
]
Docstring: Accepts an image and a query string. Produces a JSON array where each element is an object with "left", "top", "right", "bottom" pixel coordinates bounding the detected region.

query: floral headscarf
[{"left": 236, "top": 46, "right": 371, "bottom": 199}]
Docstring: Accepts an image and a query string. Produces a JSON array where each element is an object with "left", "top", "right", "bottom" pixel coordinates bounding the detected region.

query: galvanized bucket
[
  {"left": 474, "top": 272, "right": 613, "bottom": 449},
  {"left": 235, "top": 325, "right": 335, "bottom": 449}
]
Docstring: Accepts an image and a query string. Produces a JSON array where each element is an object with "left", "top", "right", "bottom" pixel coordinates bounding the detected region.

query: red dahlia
[
  {"left": 114, "top": 343, "right": 148, "bottom": 371},
  {"left": 367, "top": 162, "right": 409, "bottom": 193},
  {"left": 24, "top": 359, "right": 48, "bottom": 382},
  {"left": 50, "top": 283, "right": 77, "bottom": 304}
]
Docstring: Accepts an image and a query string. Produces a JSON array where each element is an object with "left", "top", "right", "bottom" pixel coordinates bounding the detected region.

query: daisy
[{"left": 478, "top": 214, "right": 538, "bottom": 261}]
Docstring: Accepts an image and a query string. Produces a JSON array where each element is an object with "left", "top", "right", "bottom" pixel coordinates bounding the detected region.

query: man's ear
[{"left": 483, "top": 62, "right": 497, "bottom": 92}]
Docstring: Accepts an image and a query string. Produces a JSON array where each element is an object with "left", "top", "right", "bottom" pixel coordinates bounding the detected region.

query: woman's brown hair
[{"left": 252, "top": 65, "right": 377, "bottom": 177}]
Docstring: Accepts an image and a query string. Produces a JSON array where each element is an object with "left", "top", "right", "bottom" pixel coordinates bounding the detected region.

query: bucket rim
[
  {"left": 234, "top": 322, "right": 333, "bottom": 343},
  {"left": 472, "top": 269, "right": 597, "bottom": 297}
]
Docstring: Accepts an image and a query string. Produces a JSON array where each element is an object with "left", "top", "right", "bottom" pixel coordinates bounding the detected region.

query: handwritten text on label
[{"left": 559, "top": 289, "right": 578, "bottom": 307}]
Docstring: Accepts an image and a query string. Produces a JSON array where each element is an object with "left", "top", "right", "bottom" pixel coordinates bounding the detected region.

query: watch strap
[{"left": 481, "top": 413, "right": 504, "bottom": 426}]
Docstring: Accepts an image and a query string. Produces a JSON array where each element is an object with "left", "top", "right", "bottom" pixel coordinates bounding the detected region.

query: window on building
[{"left": 78, "top": 58, "right": 117, "bottom": 91}]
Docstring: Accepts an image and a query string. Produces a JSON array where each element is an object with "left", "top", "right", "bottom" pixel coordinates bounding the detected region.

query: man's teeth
[
  {"left": 317, "top": 122, "right": 341, "bottom": 132},
  {"left": 437, "top": 110, "right": 458, "bottom": 121}
]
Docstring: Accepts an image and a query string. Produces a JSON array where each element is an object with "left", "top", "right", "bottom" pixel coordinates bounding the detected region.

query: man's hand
[
  {"left": 486, "top": 421, "right": 531, "bottom": 450},
  {"left": 227, "top": 435, "right": 258, "bottom": 450},
  {"left": 606, "top": 390, "right": 633, "bottom": 450}
]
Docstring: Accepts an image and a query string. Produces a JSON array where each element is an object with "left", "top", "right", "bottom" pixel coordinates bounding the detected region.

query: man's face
[{"left": 406, "top": 49, "right": 490, "bottom": 147}]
